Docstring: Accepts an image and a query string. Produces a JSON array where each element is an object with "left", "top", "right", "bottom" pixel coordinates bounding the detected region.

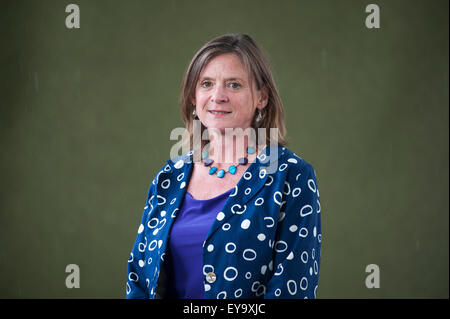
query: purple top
[{"left": 165, "top": 188, "right": 233, "bottom": 299}]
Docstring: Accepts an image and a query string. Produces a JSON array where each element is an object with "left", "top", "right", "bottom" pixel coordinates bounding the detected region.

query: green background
[{"left": 0, "top": 0, "right": 448, "bottom": 298}]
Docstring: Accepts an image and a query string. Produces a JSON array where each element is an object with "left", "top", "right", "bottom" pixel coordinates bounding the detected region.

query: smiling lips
[{"left": 208, "top": 110, "right": 231, "bottom": 116}]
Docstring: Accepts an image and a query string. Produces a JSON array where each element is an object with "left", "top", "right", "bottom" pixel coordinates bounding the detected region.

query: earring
[
  {"left": 192, "top": 109, "right": 197, "bottom": 117},
  {"left": 256, "top": 109, "right": 263, "bottom": 122}
]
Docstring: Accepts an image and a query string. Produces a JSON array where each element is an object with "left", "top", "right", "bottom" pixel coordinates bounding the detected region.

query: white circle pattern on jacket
[{"left": 126, "top": 146, "right": 322, "bottom": 299}]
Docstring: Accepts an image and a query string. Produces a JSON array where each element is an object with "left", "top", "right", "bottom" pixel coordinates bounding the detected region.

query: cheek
[
  {"left": 233, "top": 96, "right": 255, "bottom": 114},
  {"left": 195, "top": 92, "right": 209, "bottom": 108}
]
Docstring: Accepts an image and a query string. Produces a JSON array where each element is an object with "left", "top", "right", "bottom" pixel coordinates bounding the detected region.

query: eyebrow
[{"left": 199, "top": 76, "right": 245, "bottom": 82}]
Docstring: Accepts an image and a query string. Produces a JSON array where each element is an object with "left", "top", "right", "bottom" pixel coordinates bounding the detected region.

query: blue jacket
[{"left": 126, "top": 144, "right": 322, "bottom": 299}]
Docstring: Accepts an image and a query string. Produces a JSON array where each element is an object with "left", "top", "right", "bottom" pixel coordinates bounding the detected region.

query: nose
[{"left": 211, "top": 85, "right": 229, "bottom": 104}]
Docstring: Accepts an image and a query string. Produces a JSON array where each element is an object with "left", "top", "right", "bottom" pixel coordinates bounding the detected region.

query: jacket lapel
[
  {"left": 153, "top": 151, "right": 194, "bottom": 240},
  {"left": 204, "top": 144, "right": 282, "bottom": 242}
]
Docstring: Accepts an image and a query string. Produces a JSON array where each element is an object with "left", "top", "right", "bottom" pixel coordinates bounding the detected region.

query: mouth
[{"left": 208, "top": 110, "right": 232, "bottom": 116}]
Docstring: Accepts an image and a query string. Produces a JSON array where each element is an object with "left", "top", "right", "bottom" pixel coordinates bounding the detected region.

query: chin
[
  {"left": 204, "top": 125, "right": 228, "bottom": 135},
  {"left": 211, "top": 122, "right": 254, "bottom": 132}
]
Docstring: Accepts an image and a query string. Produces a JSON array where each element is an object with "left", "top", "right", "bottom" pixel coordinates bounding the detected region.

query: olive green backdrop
[{"left": 0, "top": 0, "right": 448, "bottom": 298}]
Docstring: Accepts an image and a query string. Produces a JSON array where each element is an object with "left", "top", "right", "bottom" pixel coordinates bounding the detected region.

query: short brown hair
[{"left": 179, "top": 33, "right": 288, "bottom": 151}]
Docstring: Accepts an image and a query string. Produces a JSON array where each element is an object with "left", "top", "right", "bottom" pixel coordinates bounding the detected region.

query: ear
[{"left": 257, "top": 86, "right": 269, "bottom": 109}]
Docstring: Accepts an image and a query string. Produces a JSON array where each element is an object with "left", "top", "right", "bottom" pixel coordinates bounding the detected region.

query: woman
[{"left": 126, "top": 33, "right": 322, "bottom": 299}]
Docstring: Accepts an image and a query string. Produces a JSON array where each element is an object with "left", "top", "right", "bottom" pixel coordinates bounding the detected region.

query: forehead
[{"left": 200, "top": 53, "right": 249, "bottom": 79}]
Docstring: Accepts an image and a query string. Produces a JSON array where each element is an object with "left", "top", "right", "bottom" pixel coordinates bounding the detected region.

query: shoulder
[
  {"left": 150, "top": 150, "right": 195, "bottom": 185},
  {"left": 275, "top": 146, "right": 318, "bottom": 181},
  {"left": 275, "top": 146, "right": 321, "bottom": 205}
]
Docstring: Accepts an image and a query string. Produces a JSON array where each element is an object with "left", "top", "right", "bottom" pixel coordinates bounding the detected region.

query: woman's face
[{"left": 193, "top": 53, "right": 267, "bottom": 133}]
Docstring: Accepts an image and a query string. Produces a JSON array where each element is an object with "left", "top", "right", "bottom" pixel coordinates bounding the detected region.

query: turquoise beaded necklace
[{"left": 202, "top": 147, "right": 256, "bottom": 178}]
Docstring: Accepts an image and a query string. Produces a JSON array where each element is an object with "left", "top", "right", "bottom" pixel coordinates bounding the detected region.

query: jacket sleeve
[
  {"left": 264, "top": 161, "right": 322, "bottom": 299},
  {"left": 126, "top": 178, "right": 158, "bottom": 299}
]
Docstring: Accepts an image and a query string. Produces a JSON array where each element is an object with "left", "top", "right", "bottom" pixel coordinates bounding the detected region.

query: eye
[
  {"left": 200, "top": 81, "right": 212, "bottom": 88},
  {"left": 229, "top": 82, "right": 242, "bottom": 89}
]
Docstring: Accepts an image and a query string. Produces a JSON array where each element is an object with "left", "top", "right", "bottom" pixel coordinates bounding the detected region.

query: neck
[{"left": 205, "top": 128, "right": 255, "bottom": 165}]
